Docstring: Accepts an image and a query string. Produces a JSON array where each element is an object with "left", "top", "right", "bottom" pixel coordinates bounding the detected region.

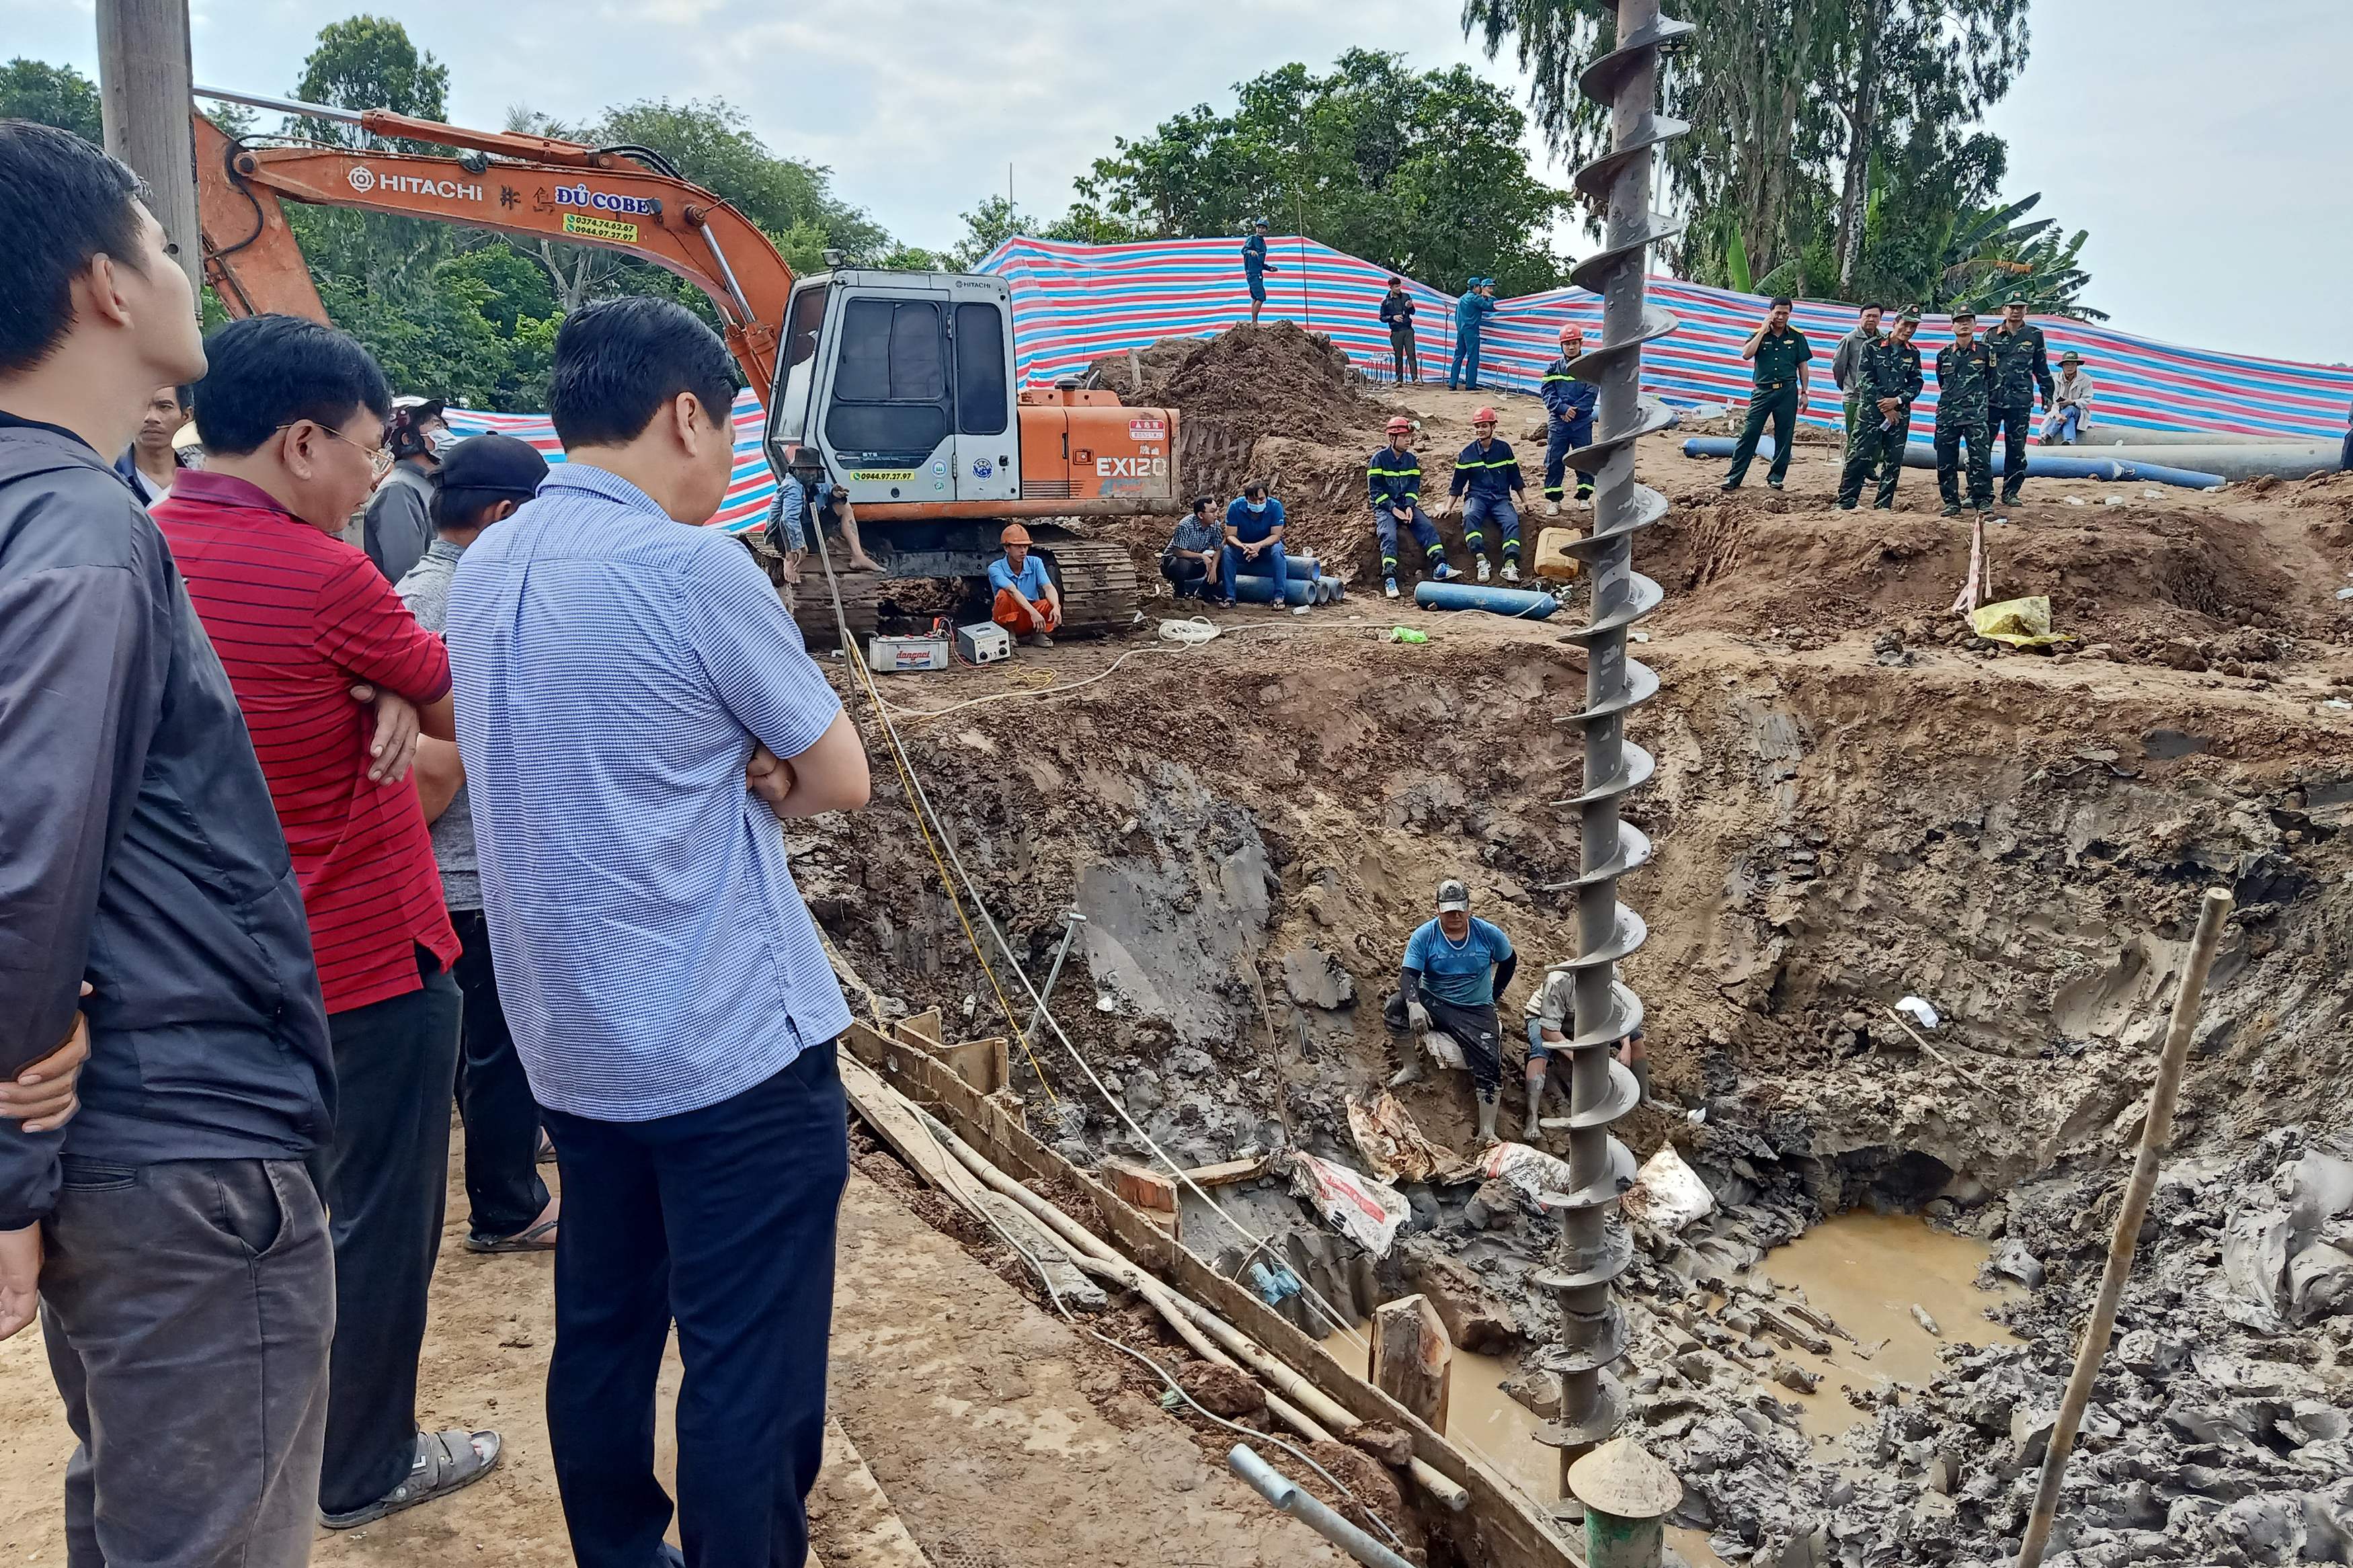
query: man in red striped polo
[{"left": 154, "top": 315, "right": 500, "bottom": 1530}]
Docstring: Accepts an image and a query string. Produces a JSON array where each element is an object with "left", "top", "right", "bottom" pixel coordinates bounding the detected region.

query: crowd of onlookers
[{"left": 1, "top": 120, "right": 867, "bottom": 1567}]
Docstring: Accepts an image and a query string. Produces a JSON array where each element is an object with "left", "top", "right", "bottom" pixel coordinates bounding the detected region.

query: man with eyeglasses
[{"left": 155, "top": 313, "right": 500, "bottom": 1531}]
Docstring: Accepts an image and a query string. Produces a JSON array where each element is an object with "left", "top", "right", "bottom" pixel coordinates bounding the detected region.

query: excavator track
[
  {"left": 787, "top": 570, "right": 887, "bottom": 648},
  {"left": 1037, "top": 538, "right": 1141, "bottom": 634}
]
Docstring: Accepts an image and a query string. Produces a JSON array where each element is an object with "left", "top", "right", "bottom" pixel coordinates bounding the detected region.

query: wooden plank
[
  {"left": 934, "top": 1036, "right": 1004, "bottom": 1095},
  {"left": 1370, "top": 1295, "right": 1453, "bottom": 1430},
  {"left": 892, "top": 1007, "right": 944, "bottom": 1050},
  {"left": 1185, "top": 1155, "right": 1275, "bottom": 1188},
  {"left": 858, "top": 1038, "right": 1578, "bottom": 1568},
  {"left": 1101, "top": 1157, "right": 1178, "bottom": 1214}
]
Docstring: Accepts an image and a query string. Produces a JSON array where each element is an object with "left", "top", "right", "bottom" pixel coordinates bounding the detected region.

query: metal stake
[
  {"left": 1533, "top": 0, "right": 1691, "bottom": 1494},
  {"left": 1024, "top": 907, "right": 1085, "bottom": 1041}
]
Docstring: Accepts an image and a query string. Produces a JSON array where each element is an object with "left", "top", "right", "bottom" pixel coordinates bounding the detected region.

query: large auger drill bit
[{"left": 1531, "top": 0, "right": 1691, "bottom": 1497}]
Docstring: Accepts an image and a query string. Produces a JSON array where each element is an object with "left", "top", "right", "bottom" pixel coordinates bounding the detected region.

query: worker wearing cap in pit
[
  {"left": 364, "top": 393, "right": 448, "bottom": 583},
  {"left": 1241, "top": 218, "right": 1277, "bottom": 326},
  {"left": 1221, "top": 480, "right": 1289, "bottom": 611},
  {"left": 1540, "top": 323, "right": 1599, "bottom": 515},
  {"left": 1521, "top": 964, "right": 1648, "bottom": 1142},
  {"left": 1386, "top": 879, "right": 1518, "bottom": 1144},
  {"left": 1446, "top": 407, "right": 1526, "bottom": 584},
  {"left": 1368, "top": 417, "right": 1450, "bottom": 602},
  {"left": 988, "top": 524, "right": 1062, "bottom": 648}
]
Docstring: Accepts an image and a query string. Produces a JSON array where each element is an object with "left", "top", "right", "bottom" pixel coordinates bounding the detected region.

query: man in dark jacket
[
  {"left": 364, "top": 393, "right": 448, "bottom": 583},
  {"left": 1837, "top": 313, "right": 1924, "bottom": 511},
  {"left": 1378, "top": 276, "right": 1419, "bottom": 383},
  {"left": 1540, "top": 322, "right": 1599, "bottom": 514},
  {"left": 1985, "top": 296, "right": 2055, "bottom": 505},
  {"left": 0, "top": 119, "right": 337, "bottom": 1568},
  {"left": 1934, "top": 310, "right": 1999, "bottom": 515},
  {"left": 1369, "top": 416, "right": 1449, "bottom": 600}
]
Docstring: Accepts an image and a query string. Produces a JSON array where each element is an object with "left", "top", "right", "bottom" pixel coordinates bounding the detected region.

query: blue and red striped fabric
[{"left": 444, "top": 236, "right": 2353, "bottom": 531}]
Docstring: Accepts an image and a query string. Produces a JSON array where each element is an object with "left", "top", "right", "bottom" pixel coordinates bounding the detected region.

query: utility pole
[{"left": 95, "top": 0, "right": 202, "bottom": 292}]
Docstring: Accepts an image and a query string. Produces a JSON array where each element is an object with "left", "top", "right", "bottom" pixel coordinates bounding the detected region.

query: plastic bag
[
  {"left": 1622, "top": 1146, "right": 1716, "bottom": 1235},
  {"left": 1347, "top": 1091, "right": 1453, "bottom": 1184},
  {"left": 1287, "top": 1151, "right": 1410, "bottom": 1259},
  {"left": 1968, "top": 596, "right": 2073, "bottom": 649},
  {"left": 1896, "top": 995, "right": 1940, "bottom": 1030}
]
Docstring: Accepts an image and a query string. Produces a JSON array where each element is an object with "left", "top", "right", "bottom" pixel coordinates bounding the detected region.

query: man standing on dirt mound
[
  {"left": 1367, "top": 417, "right": 1450, "bottom": 600},
  {"left": 1386, "top": 880, "right": 1517, "bottom": 1145},
  {"left": 1722, "top": 296, "right": 1812, "bottom": 493},
  {"left": 1446, "top": 407, "right": 1527, "bottom": 583},
  {"left": 1985, "top": 296, "right": 2055, "bottom": 505},
  {"left": 1540, "top": 323, "right": 1598, "bottom": 513},
  {"left": 1837, "top": 312, "right": 1923, "bottom": 511},
  {"left": 1449, "top": 277, "right": 1497, "bottom": 391},
  {"left": 1240, "top": 219, "right": 1276, "bottom": 327},
  {"left": 1933, "top": 310, "right": 1999, "bottom": 515}
]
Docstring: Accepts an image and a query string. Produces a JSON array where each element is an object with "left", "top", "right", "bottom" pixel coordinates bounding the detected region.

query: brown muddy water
[{"left": 1346, "top": 1211, "right": 2018, "bottom": 1566}]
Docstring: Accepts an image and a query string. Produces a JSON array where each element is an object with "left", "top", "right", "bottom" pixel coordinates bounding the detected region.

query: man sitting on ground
[
  {"left": 990, "top": 522, "right": 1063, "bottom": 647},
  {"left": 1369, "top": 416, "right": 1449, "bottom": 601},
  {"left": 1446, "top": 407, "right": 1526, "bottom": 583},
  {"left": 112, "top": 381, "right": 190, "bottom": 507},
  {"left": 1385, "top": 879, "right": 1517, "bottom": 1144},
  {"left": 1161, "top": 495, "right": 1224, "bottom": 600},
  {"left": 1222, "top": 479, "right": 1289, "bottom": 610},
  {"left": 395, "top": 434, "right": 559, "bottom": 1258}
]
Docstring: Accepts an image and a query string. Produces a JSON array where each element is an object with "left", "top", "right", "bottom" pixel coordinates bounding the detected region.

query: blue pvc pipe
[
  {"left": 1412, "top": 579, "right": 1559, "bottom": 618},
  {"left": 1228, "top": 573, "right": 1341, "bottom": 606},
  {"left": 1678, "top": 436, "right": 2223, "bottom": 490}
]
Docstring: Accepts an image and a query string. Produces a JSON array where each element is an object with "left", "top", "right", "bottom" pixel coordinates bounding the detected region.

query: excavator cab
[{"left": 765, "top": 270, "right": 1021, "bottom": 508}]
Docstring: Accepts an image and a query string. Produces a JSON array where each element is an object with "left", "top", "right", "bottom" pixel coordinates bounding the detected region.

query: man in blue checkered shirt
[{"left": 446, "top": 298, "right": 870, "bottom": 1568}]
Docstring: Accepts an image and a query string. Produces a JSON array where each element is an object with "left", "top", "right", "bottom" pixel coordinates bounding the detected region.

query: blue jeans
[
  {"left": 1373, "top": 505, "right": 1443, "bottom": 577},
  {"left": 1221, "top": 540, "right": 1287, "bottom": 603},
  {"left": 1460, "top": 493, "right": 1522, "bottom": 560},
  {"left": 1449, "top": 329, "right": 1482, "bottom": 389},
  {"left": 542, "top": 1044, "right": 849, "bottom": 1568},
  {"left": 1545, "top": 415, "right": 1594, "bottom": 499},
  {"left": 2042, "top": 405, "right": 2083, "bottom": 444}
]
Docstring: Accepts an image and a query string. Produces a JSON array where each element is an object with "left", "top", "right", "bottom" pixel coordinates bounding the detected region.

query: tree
[
  {"left": 0, "top": 58, "right": 102, "bottom": 142},
  {"left": 293, "top": 15, "right": 449, "bottom": 142},
  {"left": 1072, "top": 50, "right": 1569, "bottom": 295}
]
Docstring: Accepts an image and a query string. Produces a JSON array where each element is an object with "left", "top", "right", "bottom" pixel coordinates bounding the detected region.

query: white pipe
[{"left": 1227, "top": 1445, "right": 1419, "bottom": 1568}]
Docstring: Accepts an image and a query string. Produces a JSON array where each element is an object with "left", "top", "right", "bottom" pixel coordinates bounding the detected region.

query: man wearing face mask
[{"left": 365, "top": 393, "right": 450, "bottom": 584}]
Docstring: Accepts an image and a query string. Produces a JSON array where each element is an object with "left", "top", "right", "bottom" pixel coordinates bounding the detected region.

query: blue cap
[{"left": 1250, "top": 216, "right": 1268, "bottom": 228}]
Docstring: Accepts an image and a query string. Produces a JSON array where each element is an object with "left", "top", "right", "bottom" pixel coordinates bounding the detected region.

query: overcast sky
[{"left": 10, "top": 0, "right": 2348, "bottom": 362}]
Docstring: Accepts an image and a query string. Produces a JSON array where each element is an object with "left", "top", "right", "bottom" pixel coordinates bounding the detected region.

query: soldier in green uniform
[
  {"left": 1721, "top": 296, "right": 1812, "bottom": 492},
  {"left": 1836, "top": 312, "right": 1923, "bottom": 511},
  {"left": 1984, "top": 295, "right": 2055, "bottom": 505},
  {"left": 1933, "top": 308, "right": 1997, "bottom": 515}
]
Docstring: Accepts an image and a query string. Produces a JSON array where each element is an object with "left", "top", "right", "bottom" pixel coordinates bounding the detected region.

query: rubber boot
[
  {"left": 1631, "top": 1057, "right": 1652, "bottom": 1104},
  {"left": 1388, "top": 1055, "right": 1425, "bottom": 1088},
  {"left": 1521, "top": 1060, "right": 1547, "bottom": 1141},
  {"left": 1475, "top": 1090, "right": 1501, "bottom": 1145}
]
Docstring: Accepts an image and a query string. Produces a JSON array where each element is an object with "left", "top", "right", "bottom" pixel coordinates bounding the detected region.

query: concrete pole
[{"left": 96, "top": 0, "right": 202, "bottom": 292}]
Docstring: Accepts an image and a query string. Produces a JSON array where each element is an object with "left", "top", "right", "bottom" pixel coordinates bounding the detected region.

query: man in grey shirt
[
  {"left": 366, "top": 394, "right": 450, "bottom": 583},
  {"left": 395, "top": 432, "right": 557, "bottom": 1252}
]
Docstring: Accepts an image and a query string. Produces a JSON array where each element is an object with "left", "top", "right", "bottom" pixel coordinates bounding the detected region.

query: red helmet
[
  {"left": 1385, "top": 416, "right": 1413, "bottom": 436},
  {"left": 1559, "top": 322, "right": 1585, "bottom": 344},
  {"left": 1472, "top": 406, "right": 1499, "bottom": 425}
]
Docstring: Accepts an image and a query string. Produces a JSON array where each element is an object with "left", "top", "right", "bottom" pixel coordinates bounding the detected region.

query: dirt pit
[{"left": 799, "top": 372, "right": 2353, "bottom": 1567}]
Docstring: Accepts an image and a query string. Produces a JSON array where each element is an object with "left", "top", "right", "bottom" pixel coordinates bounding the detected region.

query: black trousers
[
  {"left": 450, "top": 909, "right": 550, "bottom": 1240},
  {"left": 1390, "top": 323, "right": 1419, "bottom": 382},
  {"left": 1726, "top": 384, "right": 1800, "bottom": 485},
  {"left": 1990, "top": 403, "right": 2032, "bottom": 497},
  {"left": 318, "top": 946, "right": 464, "bottom": 1515},
  {"left": 1160, "top": 551, "right": 1215, "bottom": 598},
  {"left": 42, "top": 1158, "right": 333, "bottom": 1568},
  {"left": 541, "top": 1043, "right": 850, "bottom": 1568},
  {"left": 1382, "top": 989, "right": 1503, "bottom": 1095}
]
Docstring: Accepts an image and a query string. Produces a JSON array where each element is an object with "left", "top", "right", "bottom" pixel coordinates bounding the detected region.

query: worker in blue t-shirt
[
  {"left": 1220, "top": 480, "right": 1289, "bottom": 611},
  {"left": 1241, "top": 218, "right": 1277, "bottom": 326},
  {"left": 1384, "top": 878, "right": 1518, "bottom": 1143},
  {"left": 988, "top": 523, "right": 1062, "bottom": 649}
]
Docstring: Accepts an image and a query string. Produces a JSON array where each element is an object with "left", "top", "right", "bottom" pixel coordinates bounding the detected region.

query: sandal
[
  {"left": 321, "top": 1426, "right": 502, "bottom": 1529},
  {"left": 465, "top": 1216, "right": 557, "bottom": 1255}
]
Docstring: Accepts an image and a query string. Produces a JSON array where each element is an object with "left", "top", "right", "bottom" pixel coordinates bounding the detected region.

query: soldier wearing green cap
[
  {"left": 1722, "top": 296, "right": 1813, "bottom": 492},
  {"left": 1985, "top": 296, "right": 2055, "bottom": 503},
  {"left": 1837, "top": 312, "right": 1923, "bottom": 510},
  {"left": 1933, "top": 309, "right": 1998, "bottom": 513}
]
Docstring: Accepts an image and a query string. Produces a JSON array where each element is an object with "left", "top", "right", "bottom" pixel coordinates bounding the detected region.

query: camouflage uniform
[
  {"left": 1984, "top": 319, "right": 2055, "bottom": 502},
  {"left": 1933, "top": 339, "right": 1998, "bottom": 511},
  {"left": 1723, "top": 326, "right": 1812, "bottom": 488},
  {"left": 1837, "top": 336, "right": 1923, "bottom": 509}
]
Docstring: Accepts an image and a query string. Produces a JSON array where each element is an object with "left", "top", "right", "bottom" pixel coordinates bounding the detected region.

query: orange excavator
[{"left": 191, "top": 87, "right": 1169, "bottom": 635}]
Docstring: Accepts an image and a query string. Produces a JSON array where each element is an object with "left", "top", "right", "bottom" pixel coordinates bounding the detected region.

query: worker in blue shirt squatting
[
  {"left": 1449, "top": 277, "right": 1498, "bottom": 392},
  {"left": 1220, "top": 480, "right": 1289, "bottom": 610},
  {"left": 1367, "top": 416, "right": 1454, "bottom": 601},
  {"left": 1540, "top": 322, "right": 1599, "bottom": 515},
  {"left": 1445, "top": 406, "right": 1527, "bottom": 584},
  {"left": 1383, "top": 880, "right": 1518, "bottom": 1144},
  {"left": 988, "top": 523, "right": 1064, "bottom": 648},
  {"left": 1241, "top": 218, "right": 1277, "bottom": 327}
]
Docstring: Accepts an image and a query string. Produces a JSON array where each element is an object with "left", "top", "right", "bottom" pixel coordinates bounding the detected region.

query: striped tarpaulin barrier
[{"left": 440, "top": 238, "right": 2352, "bottom": 532}]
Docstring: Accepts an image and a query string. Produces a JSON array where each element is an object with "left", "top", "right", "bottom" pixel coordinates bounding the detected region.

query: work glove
[{"left": 1406, "top": 1001, "right": 1431, "bottom": 1033}]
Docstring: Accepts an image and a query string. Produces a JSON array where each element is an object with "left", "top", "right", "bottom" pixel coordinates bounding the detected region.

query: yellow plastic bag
[{"left": 1968, "top": 595, "right": 2073, "bottom": 648}]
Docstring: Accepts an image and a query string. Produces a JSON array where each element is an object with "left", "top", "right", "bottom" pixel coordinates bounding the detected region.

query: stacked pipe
[{"left": 1531, "top": 0, "right": 1689, "bottom": 1497}]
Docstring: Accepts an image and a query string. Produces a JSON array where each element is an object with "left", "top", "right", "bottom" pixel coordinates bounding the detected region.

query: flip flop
[
  {"left": 465, "top": 1217, "right": 557, "bottom": 1255},
  {"left": 321, "top": 1427, "right": 502, "bottom": 1529}
]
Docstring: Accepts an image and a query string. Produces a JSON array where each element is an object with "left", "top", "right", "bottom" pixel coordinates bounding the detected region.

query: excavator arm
[{"left": 192, "top": 110, "right": 791, "bottom": 404}]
